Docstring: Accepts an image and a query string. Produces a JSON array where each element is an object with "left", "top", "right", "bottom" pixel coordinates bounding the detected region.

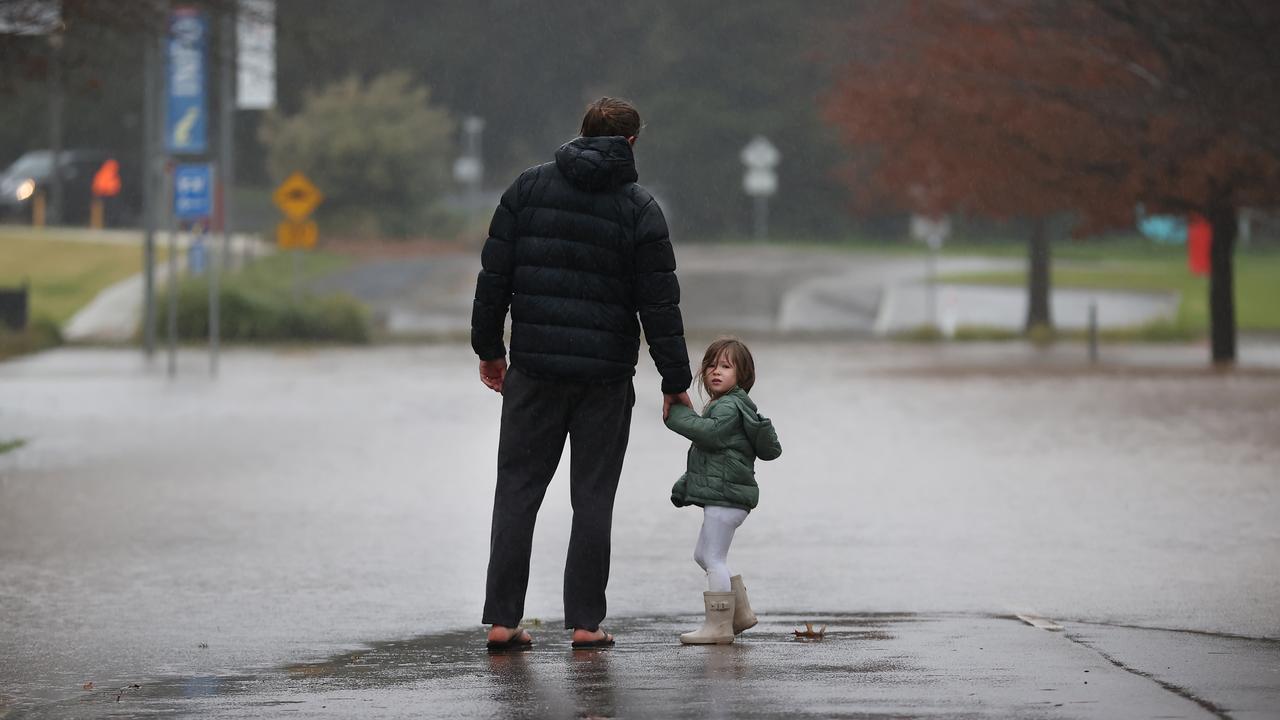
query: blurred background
[{"left": 0, "top": 0, "right": 1276, "bottom": 357}]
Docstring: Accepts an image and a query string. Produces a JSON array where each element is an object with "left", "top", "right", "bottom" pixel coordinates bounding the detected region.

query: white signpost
[
  {"left": 909, "top": 213, "right": 952, "bottom": 330},
  {"left": 236, "top": 0, "right": 276, "bottom": 110},
  {"left": 453, "top": 116, "right": 485, "bottom": 210},
  {"left": 740, "top": 135, "right": 779, "bottom": 240}
]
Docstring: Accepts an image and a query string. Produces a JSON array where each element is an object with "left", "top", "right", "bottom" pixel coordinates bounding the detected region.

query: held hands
[
  {"left": 662, "top": 391, "right": 693, "bottom": 420},
  {"left": 479, "top": 358, "right": 508, "bottom": 393}
]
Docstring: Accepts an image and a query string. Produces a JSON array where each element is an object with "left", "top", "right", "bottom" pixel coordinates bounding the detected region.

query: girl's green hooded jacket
[{"left": 665, "top": 386, "right": 782, "bottom": 511}]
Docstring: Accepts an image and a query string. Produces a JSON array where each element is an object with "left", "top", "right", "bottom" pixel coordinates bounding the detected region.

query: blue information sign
[
  {"left": 165, "top": 7, "right": 208, "bottom": 155},
  {"left": 174, "top": 163, "right": 214, "bottom": 220}
]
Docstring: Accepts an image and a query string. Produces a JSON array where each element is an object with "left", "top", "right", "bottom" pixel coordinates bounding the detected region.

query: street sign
[
  {"left": 272, "top": 172, "right": 323, "bottom": 221},
  {"left": 740, "top": 136, "right": 780, "bottom": 170},
  {"left": 277, "top": 219, "right": 318, "bottom": 249},
  {"left": 743, "top": 167, "right": 778, "bottom": 197},
  {"left": 236, "top": 0, "right": 276, "bottom": 109},
  {"left": 165, "top": 7, "right": 208, "bottom": 155},
  {"left": 174, "top": 163, "right": 214, "bottom": 220},
  {"left": 910, "top": 214, "right": 951, "bottom": 250},
  {"left": 740, "top": 135, "right": 779, "bottom": 239},
  {"left": 741, "top": 136, "right": 779, "bottom": 200},
  {"left": 453, "top": 156, "right": 482, "bottom": 184}
]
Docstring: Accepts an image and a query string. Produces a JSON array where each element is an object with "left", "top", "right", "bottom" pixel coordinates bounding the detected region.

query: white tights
[{"left": 693, "top": 506, "right": 749, "bottom": 592}]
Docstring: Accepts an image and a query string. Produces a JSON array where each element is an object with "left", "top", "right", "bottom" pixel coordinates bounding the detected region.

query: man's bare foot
[
  {"left": 487, "top": 625, "right": 532, "bottom": 647},
  {"left": 570, "top": 628, "right": 614, "bottom": 647}
]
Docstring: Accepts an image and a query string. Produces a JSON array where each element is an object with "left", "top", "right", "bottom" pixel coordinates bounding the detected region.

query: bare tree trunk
[
  {"left": 1207, "top": 204, "right": 1238, "bottom": 365},
  {"left": 1025, "top": 217, "right": 1052, "bottom": 333}
]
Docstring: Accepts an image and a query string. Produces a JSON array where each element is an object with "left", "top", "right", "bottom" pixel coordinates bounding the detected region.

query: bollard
[
  {"left": 32, "top": 191, "right": 46, "bottom": 228},
  {"left": 1088, "top": 300, "right": 1099, "bottom": 364}
]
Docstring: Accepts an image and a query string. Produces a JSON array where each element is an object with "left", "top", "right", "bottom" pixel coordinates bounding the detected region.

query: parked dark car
[{"left": 0, "top": 149, "right": 142, "bottom": 226}]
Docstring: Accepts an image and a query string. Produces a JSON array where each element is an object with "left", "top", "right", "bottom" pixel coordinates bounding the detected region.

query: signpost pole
[
  {"left": 754, "top": 195, "right": 768, "bottom": 241},
  {"left": 741, "top": 136, "right": 779, "bottom": 242},
  {"left": 165, "top": 162, "right": 179, "bottom": 378},
  {"left": 926, "top": 240, "right": 938, "bottom": 330},
  {"left": 213, "top": 7, "right": 236, "bottom": 377},
  {"left": 143, "top": 26, "right": 161, "bottom": 358},
  {"left": 292, "top": 249, "right": 300, "bottom": 303},
  {"left": 46, "top": 31, "right": 64, "bottom": 227},
  {"left": 209, "top": 164, "right": 220, "bottom": 377}
]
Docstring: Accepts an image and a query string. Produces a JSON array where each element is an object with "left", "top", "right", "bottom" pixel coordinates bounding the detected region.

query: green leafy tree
[{"left": 258, "top": 71, "right": 453, "bottom": 236}]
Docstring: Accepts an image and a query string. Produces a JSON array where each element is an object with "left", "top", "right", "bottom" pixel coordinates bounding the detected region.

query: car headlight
[{"left": 16, "top": 178, "right": 35, "bottom": 202}]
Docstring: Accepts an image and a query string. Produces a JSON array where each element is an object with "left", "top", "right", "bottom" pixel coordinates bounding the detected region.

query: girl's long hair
[{"left": 695, "top": 336, "right": 756, "bottom": 402}]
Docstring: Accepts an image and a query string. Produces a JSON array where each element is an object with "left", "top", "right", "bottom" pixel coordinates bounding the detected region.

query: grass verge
[
  {"left": 0, "top": 438, "right": 27, "bottom": 455},
  {"left": 0, "top": 226, "right": 166, "bottom": 325},
  {"left": 940, "top": 249, "right": 1280, "bottom": 334},
  {"left": 0, "top": 316, "right": 63, "bottom": 360}
]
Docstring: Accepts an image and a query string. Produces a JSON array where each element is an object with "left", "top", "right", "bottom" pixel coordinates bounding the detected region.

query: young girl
[{"left": 665, "top": 337, "right": 782, "bottom": 645}]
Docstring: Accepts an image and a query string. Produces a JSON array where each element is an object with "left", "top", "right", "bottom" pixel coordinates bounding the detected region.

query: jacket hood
[
  {"left": 554, "top": 136, "right": 639, "bottom": 191},
  {"left": 719, "top": 387, "right": 778, "bottom": 461}
]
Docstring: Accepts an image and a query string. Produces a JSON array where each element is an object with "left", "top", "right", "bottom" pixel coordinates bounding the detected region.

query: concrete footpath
[{"left": 24, "top": 614, "right": 1280, "bottom": 719}]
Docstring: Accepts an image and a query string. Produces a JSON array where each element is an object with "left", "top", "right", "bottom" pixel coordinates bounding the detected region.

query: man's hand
[
  {"left": 479, "top": 358, "right": 508, "bottom": 394},
  {"left": 662, "top": 391, "right": 693, "bottom": 420}
]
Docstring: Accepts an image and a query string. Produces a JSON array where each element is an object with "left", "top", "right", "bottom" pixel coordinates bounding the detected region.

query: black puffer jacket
[{"left": 471, "top": 136, "right": 692, "bottom": 394}]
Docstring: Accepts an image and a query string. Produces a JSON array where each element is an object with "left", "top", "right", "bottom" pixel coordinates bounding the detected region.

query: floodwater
[{"left": 1, "top": 342, "right": 1278, "bottom": 712}]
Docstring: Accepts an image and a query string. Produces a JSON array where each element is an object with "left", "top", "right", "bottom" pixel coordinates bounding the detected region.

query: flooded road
[{"left": 2, "top": 343, "right": 1278, "bottom": 713}]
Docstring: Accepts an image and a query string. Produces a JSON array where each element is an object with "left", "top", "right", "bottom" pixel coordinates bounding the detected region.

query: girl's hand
[{"left": 662, "top": 391, "right": 692, "bottom": 420}]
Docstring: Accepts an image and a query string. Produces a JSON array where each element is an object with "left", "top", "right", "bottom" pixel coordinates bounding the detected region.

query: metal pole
[
  {"left": 220, "top": 5, "right": 235, "bottom": 272},
  {"left": 142, "top": 24, "right": 159, "bottom": 357},
  {"left": 753, "top": 195, "right": 768, "bottom": 241},
  {"left": 213, "top": 7, "right": 235, "bottom": 377},
  {"left": 291, "top": 249, "right": 300, "bottom": 303},
  {"left": 165, "top": 162, "right": 179, "bottom": 378},
  {"left": 926, "top": 245, "right": 938, "bottom": 329},
  {"left": 47, "top": 32, "right": 65, "bottom": 227},
  {"left": 1088, "top": 300, "right": 1099, "bottom": 364},
  {"left": 209, "top": 167, "right": 220, "bottom": 376}
]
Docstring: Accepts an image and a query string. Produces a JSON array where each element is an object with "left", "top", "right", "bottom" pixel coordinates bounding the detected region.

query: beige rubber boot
[
  {"left": 730, "top": 575, "right": 758, "bottom": 634},
  {"left": 679, "top": 591, "right": 736, "bottom": 645}
]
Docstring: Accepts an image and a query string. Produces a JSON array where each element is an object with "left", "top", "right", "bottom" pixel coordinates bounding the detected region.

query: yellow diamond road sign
[
  {"left": 277, "top": 220, "right": 318, "bottom": 250},
  {"left": 273, "top": 172, "right": 323, "bottom": 222}
]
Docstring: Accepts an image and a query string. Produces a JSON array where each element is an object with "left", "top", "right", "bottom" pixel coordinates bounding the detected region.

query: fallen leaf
[{"left": 82, "top": 682, "right": 93, "bottom": 690}]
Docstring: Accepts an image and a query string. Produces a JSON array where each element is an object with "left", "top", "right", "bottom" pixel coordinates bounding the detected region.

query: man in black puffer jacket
[{"left": 471, "top": 98, "right": 692, "bottom": 650}]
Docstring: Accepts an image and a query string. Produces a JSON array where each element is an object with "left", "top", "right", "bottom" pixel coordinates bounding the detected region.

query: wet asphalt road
[
  {"left": 2, "top": 343, "right": 1279, "bottom": 717},
  {"left": 30, "top": 614, "right": 1280, "bottom": 719}
]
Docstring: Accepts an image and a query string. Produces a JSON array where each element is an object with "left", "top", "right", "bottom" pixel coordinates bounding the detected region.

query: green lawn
[
  {"left": 225, "top": 247, "right": 351, "bottom": 292},
  {"left": 0, "top": 226, "right": 161, "bottom": 325},
  {"left": 941, "top": 250, "right": 1280, "bottom": 332}
]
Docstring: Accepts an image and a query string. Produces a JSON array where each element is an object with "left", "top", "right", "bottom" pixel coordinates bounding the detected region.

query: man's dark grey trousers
[{"left": 482, "top": 366, "right": 634, "bottom": 631}]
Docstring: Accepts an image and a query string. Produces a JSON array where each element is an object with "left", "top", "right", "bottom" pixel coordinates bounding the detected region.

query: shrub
[
  {"left": 259, "top": 71, "right": 455, "bottom": 238},
  {"left": 170, "top": 280, "right": 370, "bottom": 344}
]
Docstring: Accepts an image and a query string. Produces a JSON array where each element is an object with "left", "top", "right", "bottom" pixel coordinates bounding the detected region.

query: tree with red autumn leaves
[{"left": 825, "top": 0, "right": 1280, "bottom": 363}]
